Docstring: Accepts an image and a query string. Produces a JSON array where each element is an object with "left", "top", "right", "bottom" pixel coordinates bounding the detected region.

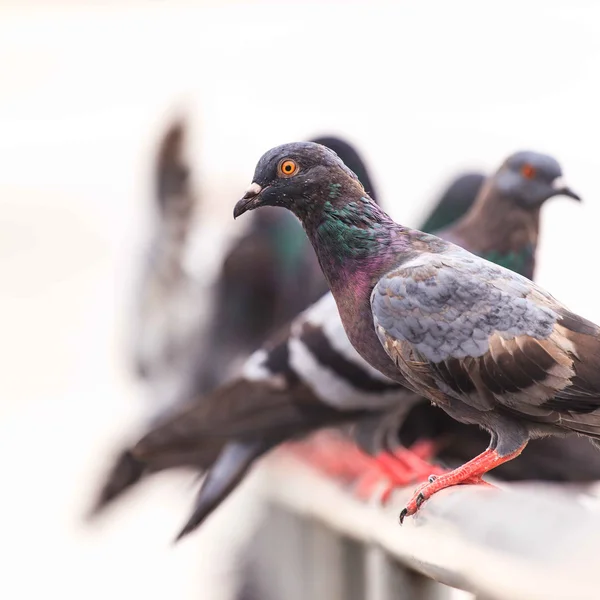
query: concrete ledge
[{"left": 256, "top": 452, "right": 600, "bottom": 600}]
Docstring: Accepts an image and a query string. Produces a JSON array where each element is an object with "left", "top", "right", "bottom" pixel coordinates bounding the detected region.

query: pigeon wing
[{"left": 370, "top": 250, "right": 594, "bottom": 424}]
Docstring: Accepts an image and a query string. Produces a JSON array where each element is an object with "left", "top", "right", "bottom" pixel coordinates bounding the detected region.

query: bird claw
[
  {"left": 399, "top": 480, "right": 433, "bottom": 522},
  {"left": 399, "top": 467, "right": 498, "bottom": 524}
]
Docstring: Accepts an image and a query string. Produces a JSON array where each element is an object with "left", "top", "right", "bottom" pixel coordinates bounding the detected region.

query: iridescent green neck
[{"left": 314, "top": 198, "right": 395, "bottom": 260}]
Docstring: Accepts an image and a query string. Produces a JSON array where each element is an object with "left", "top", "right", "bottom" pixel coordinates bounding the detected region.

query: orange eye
[
  {"left": 521, "top": 164, "right": 536, "bottom": 179},
  {"left": 279, "top": 159, "right": 298, "bottom": 177}
]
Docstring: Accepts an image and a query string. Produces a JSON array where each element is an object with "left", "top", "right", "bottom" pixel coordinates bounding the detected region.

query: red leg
[{"left": 399, "top": 443, "right": 527, "bottom": 523}]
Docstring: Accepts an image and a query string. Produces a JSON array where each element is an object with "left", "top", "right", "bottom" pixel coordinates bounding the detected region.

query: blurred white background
[{"left": 1, "top": 1, "right": 599, "bottom": 598}]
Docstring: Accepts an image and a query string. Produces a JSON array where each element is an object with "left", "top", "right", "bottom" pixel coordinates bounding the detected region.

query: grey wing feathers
[
  {"left": 371, "top": 251, "right": 559, "bottom": 364},
  {"left": 369, "top": 249, "right": 600, "bottom": 432}
]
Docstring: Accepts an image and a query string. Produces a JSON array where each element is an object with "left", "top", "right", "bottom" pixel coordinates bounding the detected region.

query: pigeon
[
  {"left": 91, "top": 146, "right": 589, "bottom": 540},
  {"left": 193, "top": 136, "right": 379, "bottom": 394},
  {"left": 131, "top": 117, "right": 202, "bottom": 394},
  {"left": 234, "top": 141, "right": 597, "bottom": 522}
]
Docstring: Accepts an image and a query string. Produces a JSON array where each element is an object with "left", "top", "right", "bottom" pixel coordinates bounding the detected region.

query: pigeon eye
[
  {"left": 521, "top": 164, "right": 536, "bottom": 179},
  {"left": 279, "top": 159, "right": 299, "bottom": 178}
]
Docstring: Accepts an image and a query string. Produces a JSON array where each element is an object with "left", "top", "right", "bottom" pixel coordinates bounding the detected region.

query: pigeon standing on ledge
[{"left": 234, "top": 142, "right": 598, "bottom": 522}]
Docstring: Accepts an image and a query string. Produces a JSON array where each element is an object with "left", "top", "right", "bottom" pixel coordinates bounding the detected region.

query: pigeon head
[
  {"left": 233, "top": 142, "right": 367, "bottom": 224},
  {"left": 494, "top": 151, "right": 580, "bottom": 208}
]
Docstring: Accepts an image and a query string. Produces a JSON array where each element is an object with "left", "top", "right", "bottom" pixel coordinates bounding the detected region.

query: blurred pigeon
[
  {"left": 91, "top": 147, "right": 590, "bottom": 539},
  {"left": 192, "top": 136, "right": 379, "bottom": 394},
  {"left": 130, "top": 117, "right": 205, "bottom": 413},
  {"left": 234, "top": 142, "right": 599, "bottom": 522}
]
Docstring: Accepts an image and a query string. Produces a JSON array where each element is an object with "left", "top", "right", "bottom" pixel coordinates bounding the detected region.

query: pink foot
[{"left": 399, "top": 445, "right": 525, "bottom": 523}]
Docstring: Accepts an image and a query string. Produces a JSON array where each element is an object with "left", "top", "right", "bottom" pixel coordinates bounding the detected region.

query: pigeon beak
[
  {"left": 233, "top": 182, "right": 264, "bottom": 219},
  {"left": 551, "top": 176, "right": 581, "bottom": 202}
]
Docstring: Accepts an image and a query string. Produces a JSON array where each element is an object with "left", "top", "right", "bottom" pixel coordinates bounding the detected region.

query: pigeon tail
[
  {"left": 175, "top": 439, "right": 272, "bottom": 542},
  {"left": 87, "top": 450, "right": 146, "bottom": 519}
]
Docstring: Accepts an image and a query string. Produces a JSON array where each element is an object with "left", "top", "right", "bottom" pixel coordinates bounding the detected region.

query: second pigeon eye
[
  {"left": 279, "top": 159, "right": 298, "bottom": 177},
  {"left": 521, "top": 164, "right": 536, "bottom": 179}
]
